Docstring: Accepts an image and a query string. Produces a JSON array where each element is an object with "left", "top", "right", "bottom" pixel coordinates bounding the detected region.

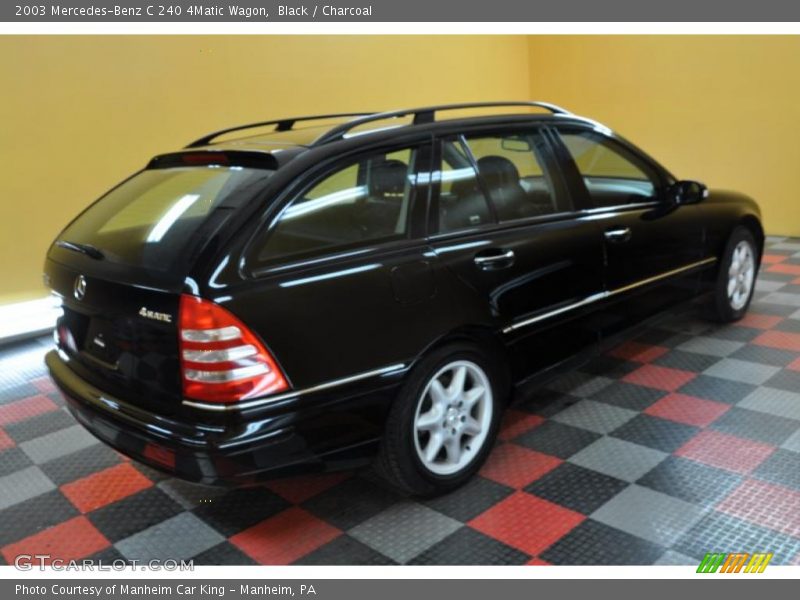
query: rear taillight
[{"left": 179, "top": 294, "right": 289, "bottom": 403}]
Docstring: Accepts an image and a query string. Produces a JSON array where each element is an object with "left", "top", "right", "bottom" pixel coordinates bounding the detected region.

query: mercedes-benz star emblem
[{"left": 73, "top": 275, "right": 87, "bottom": 300}]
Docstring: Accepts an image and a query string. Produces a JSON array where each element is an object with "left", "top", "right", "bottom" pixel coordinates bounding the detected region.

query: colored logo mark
[{"left": 697, "top": 552, "right": 773, "bottom": 573}]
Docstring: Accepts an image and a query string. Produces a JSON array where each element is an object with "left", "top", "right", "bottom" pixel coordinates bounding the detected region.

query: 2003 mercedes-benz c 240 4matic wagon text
[{"left": 45, "top": 102, "right": 763, "bottom": 495}]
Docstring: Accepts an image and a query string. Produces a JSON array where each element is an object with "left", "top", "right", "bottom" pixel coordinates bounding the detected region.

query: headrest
[
  {"left": 477, "top": 155, "right": 521, "bottom": 188},
  {"left": 369, "top": 159, "right": 408, "bottom": 197}
]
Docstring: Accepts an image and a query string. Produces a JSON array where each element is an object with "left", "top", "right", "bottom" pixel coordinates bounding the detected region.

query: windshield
[{"left": 58, "top": 166, "right": 273, "bottom": 272}]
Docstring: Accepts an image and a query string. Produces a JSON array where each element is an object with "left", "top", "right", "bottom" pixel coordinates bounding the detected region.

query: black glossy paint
[{"left": 44, "top": 109, "right": 764, "bottom": 484}]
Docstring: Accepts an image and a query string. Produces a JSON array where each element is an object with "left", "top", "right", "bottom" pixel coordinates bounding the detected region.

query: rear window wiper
[{"left": 56, "top": 240, "right": 105, "bottom": 260}]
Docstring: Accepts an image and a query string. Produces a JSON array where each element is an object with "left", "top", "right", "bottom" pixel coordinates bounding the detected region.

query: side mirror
[{"left": 670, "top": 180, "right": 708, "bottom": 205}]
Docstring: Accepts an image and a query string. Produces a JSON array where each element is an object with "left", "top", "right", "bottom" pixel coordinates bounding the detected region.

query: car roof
[
  {"left": 166, "top": 102, "right": 612, "bottom": 170},
  {"left": 187, "top": 101, "right": 575, "bottom": 149}
]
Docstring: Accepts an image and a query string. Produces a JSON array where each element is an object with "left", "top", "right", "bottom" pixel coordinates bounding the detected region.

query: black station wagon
[{"left": 45, "top": 102, "right": 763, "bottom": 495}]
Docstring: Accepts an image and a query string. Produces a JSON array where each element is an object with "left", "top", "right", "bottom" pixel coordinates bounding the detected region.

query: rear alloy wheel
[
  {"left": 711, "top": 226, "right": 759, "bottom": 322},
  {"left": 413, "top": 360, "right": 493, "bottom": 476},
  {"left": 375, "top": 344, "right": 503, "bottom": 496}
]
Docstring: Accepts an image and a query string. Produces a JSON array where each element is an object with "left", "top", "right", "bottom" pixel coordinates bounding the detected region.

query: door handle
[
  {"left": 604, "top": 226, "right": 632, "bottom": 243},
  {"left": 474, "top": 249, "right": 515, "bottom": 270}
]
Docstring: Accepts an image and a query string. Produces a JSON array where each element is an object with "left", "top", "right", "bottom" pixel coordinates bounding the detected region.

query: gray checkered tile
[
  {"left": 770, "top": 241, "right": 800, "bottom": 252},
  {"left": 654, "top": 550, "right": 698, "bottom": 565},
  {"left": 703, "top": 358, "right": 781, "bottom": 385},
  {"left": 729, "top": 344, "right": 799, "bottom": 367},
  {"left": 676, "top": 336, "right": 744, "bottom": 357},
  {"left": 0, "top": 466, "right": 55, "bottom": 510},
  {"left": 0, "top": 447, "right": 33, "bottom": 477},
  {"left": 548, "top": 373, "right": 614, "bottom": 398},
  {"left": 591, "top": 382, "right": 666, "bottom": 411},
  {"left": 738, "top": 387, "right": 800, "bottom": 421},
  {"left": 591, "top": 484, "right": 706, "bottom": 546},
  {"left": 782, "top": 429, "right": 800, "bottom": 453},
  {"left": 753, "top": 449, "right": 800, "bottom": 491},
  {"left": 761, "top": 292, "right": 800, "bottom": 307},
  {"left": 551, "top": 400, "right": 637, "bottom": 434},
  {"left": 349, "top": 502, "right": 461, "bottom": 564},
  {"left": 0, "top": 343, "right": 49, "bottom": 394},
  {"left": 710, "top": 406, "right": 799, "bottom": 446},
  {"left": 19, "top": 425, "right": 98, "bottom": 464},
  {"left": 678, "top": 375, "right": 756, "bottom": 404},
  {"left": 755, "top": 279, "right": 787, "bottom": 293},
  {"left": 763, "top": 369, "right": 800, "bottom": 395},
  {"left": 116, "top": 512, "right": 224, "bottom": 562},
  {"left": 568, "top": 437, "right": 667, "bottom": 482}
]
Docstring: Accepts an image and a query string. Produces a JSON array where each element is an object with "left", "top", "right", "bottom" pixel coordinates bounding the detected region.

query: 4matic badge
[{"left": 139, "top": 307, "right": 173, "bottom": 323}]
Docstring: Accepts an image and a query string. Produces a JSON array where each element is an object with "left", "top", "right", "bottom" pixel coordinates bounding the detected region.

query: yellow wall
[
  {"left": 0, "top": 35, "right": 530, "bottom": 304},
  {"left": 528, "top": 36, "right": 800, "bottom": 238}
]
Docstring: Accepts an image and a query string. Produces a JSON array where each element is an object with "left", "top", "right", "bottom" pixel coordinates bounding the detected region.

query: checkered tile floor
[{"left": 2, "top": 237, "right": 800, "bottom": 566}]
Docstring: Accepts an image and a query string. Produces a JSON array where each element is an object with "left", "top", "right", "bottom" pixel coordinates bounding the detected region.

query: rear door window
[
  {"left": 437, "top": 137, "right": 494, "bottom": 233},
  {"left": 58, "top": 166, "right": 273, "bottom": 271},
  {"left": 464, "top": 132, "right": 568, "bottom": 220}
]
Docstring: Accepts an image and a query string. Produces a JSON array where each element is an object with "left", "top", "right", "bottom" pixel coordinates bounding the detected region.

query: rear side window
[
  {"left": 557, "top": 130, "right": 658, "bottom": 207},
  {"left": 59, "top": 166, "right": 273, "bottom": 271},
  {"left": 258, "top": 148, "right": 417, "bottom": 261},
  {"left": 464, "top": 132, "right": 567, "bottom": 220}
]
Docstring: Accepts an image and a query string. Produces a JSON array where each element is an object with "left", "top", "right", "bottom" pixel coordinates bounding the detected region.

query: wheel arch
[
  {"left": 407, "top": 324, "right": 513, "bottom": 404},
  {"left": 739, "top": 214, "right": 765, "bottom": 262}
]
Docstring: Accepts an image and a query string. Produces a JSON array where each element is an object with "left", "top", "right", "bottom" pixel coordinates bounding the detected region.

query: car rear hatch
[{"left": 46, "top": 151, "right": 276, "bottom": 414}]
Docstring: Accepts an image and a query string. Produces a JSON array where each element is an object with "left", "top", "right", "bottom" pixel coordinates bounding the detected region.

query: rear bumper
[{"left": 46, "top": 350, "right": 403, "bottom": 485}]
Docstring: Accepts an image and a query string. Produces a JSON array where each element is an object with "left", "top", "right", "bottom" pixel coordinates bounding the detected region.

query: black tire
[
  {"left": 374, "top": 342, "right": 506, "bottom": 497},
  {"left": 710, "top": 226, "right": 759, "bottom": 323}
]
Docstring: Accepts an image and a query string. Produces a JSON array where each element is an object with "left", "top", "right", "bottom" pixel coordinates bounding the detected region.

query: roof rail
[
  {"left": 185, "top": 112, "right": 376, "bottom": 148},
  {"left": 312, "top": 101, "right": 570, "bottom": 146}
]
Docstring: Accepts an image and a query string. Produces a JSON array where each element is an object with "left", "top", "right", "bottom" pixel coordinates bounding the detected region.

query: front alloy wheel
[
  {"left": 413, "top": 360, "right": 493, "bottom": 476},
  {"left": 727, "top": 240, "right": 756, "bottom": 311},
  {"left": 711, "top": 226, "right": 759, "bottom": 323}
]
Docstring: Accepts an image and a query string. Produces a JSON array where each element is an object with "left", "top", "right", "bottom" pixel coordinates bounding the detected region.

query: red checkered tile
[
  {"left": 752, "top": 330, "right": 800, "bottom": 352},
  {"left": 0, "top": 516, "right": 109, "bottom": 564},
  {"left": 622, "top": 364, "right": 696, "bottom": 392},
  {"left": 610, "top": 341, "right": 669, "bottom": 363},
  {"left": 644, "top": 393, "right": 730, "bottom": 427},
  {"left": 469, "top": 492, "right": 584, "bottom": 556},
  {"left": 0, "top": 428, "right": 14, "bottom": 451},
  {"left": 499, "top": 409, "right": 544, "bottom": 441},
  {"left": 793, "top": 276, "right": 800, "bottom": 285},
  {"left": 61, "top": 463, "right": 153, "bottom": 513},
  {"left": 767, "top": 263, "right": 800, "bottom": 276},
  {"left": 736, "top": 313, "right": 784, "bottom": 330},
  {"left": 527, "top": 557, "right": 551, "bottom": 565},
  {"left": 31, "top": 377, "right": 57, "bottom": 394},
  {"left": 788, "top": 357, "right": 800, "bottom": 372},
  {"left": 265, "top": 472, "right": 351, "bottom": 504},
  {"left": 0, "top": 394, "right": 58, "bottom": 426},
  {"left": 480, "top": 443, "right": 561, "bottom": 488},
  {"left": 761, "top": 254, "right": 789, "bottom": 264},
  {"left": 717, "top": 479, "right": 800, "bottom": 538},
  {"left": 230, "top": 507, "right": 341, "bottom": 564},
  {"left": 676, "top": 430, "right": 775, "bottom": 474}
]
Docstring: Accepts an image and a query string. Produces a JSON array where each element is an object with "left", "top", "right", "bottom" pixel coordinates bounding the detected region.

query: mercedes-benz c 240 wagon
[{"left": 45, "top": 102, "right": 763, "bottom": 495}]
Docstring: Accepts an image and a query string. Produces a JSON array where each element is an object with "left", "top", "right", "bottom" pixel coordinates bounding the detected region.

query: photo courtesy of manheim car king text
[{"left": 0, "top": 1, "right": 799, "bottom": 597}]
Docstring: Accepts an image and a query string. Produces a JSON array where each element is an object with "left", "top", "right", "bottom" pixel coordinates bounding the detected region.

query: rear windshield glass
[{"left": 58, "top": 166, "right": 273, "bottom": 271}]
